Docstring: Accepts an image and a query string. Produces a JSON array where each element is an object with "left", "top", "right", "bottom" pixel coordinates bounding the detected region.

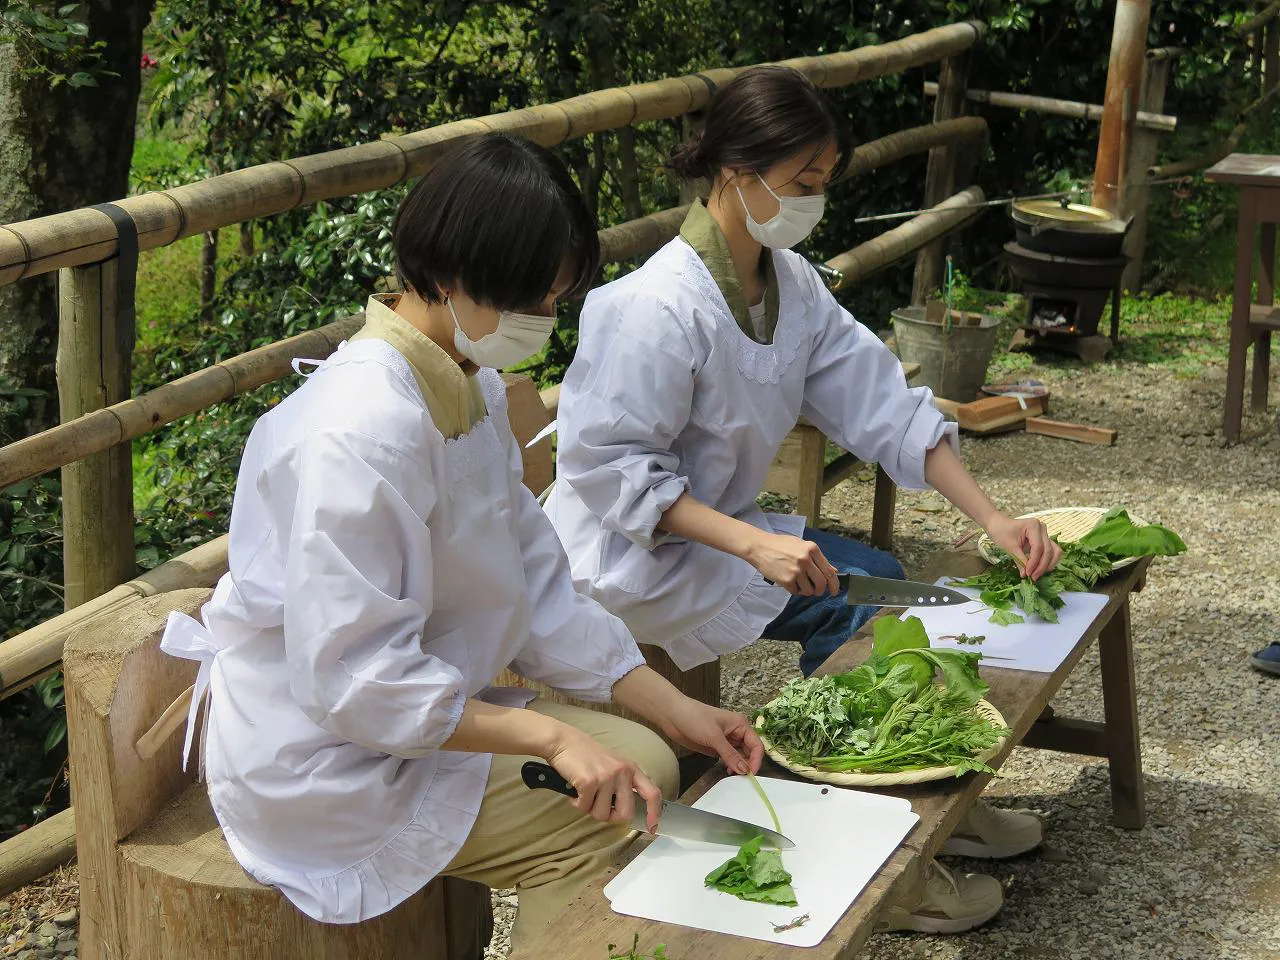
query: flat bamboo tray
[
  {"left": 755, "top": 699, "right": 1008, "bottom": 787},
  {"left": 976, "top": 506, "right": 1148, "bottom": 571}
]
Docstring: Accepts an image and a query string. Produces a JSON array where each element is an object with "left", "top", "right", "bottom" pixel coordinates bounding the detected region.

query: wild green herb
[
  {"left": 704, "top": 835, "right": 798, "bottom": 906},
  {"left": 756, "top": 617, "right": 1007, "bottom": 776},
  {"left": 607, "top": 935, "right": 668, "bottom": 959},
  {"left": 958, "top": 508, "right": 1186, "bottom": 625}
]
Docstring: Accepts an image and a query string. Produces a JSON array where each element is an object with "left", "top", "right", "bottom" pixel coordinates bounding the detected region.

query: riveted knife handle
[{"left": 521, "top": 761, "right": 578, "bottom": 798}]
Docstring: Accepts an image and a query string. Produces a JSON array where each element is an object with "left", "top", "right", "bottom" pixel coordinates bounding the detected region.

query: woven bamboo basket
[
  {"left": 976, "top": 506, "right": 1148, "bottom": 571},
  {"left": 754, "top": 698, "right": 1008, "bottom": 787}
]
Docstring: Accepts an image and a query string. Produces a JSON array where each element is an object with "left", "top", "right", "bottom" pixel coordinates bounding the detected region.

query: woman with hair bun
[{"left": 549, "top": 65, "right": 1058, "bottom": 935}]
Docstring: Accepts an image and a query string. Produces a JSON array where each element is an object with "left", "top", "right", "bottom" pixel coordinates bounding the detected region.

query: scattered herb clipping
[
  {"left": 941, "top": 633, "right": 985, "bottom": 646},
  {"left": 958, "top": 508, "right": 1186, "bottom": 625},
  {"left": 608, "top": 935, "right": 668, "bottom": 959},
  {"left": 772, "top": 914, "right": 811, "bottom": 933},
  {"left": 704, "top": 835, "right": 798, "bottom": 906},
  {"left": 756, "top": 617, "right": 1007, "bottom": 776}
]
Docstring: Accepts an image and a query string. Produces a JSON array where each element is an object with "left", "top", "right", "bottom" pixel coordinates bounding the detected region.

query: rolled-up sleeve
[
  {"left": 799, "top": 273, "right": 958, "bottom": 490},
  {"left": 505, "top": 432, "right": 646, "bottom": 700},
  {"left": 283, "top": 429, "right": 465, "bottom": 758},
  {"left": 556, "top": 301, "right": 696, "bottom": 549}
]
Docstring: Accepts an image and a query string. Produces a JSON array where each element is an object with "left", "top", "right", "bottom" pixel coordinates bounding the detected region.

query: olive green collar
[{"left": 678, "top": 199, "right": 779, "bottom": 344}]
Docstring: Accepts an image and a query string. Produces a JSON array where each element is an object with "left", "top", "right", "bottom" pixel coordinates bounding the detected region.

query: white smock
[
  {"left": 547, "top": 238, "right": 957, "bottom": 670},
  {"left": 160, "top": 333, "right": 645, "bottom": 924}
]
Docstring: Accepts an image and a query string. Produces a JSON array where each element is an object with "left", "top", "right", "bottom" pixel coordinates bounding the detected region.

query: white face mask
[
  {"left": 736, "top": 174, "right": 826, "bottom": 250},
  {"left": 448, "top": 296, "right": 555, "bottom": 369}
]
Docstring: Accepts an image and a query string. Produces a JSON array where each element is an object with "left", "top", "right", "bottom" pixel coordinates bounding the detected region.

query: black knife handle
[{"left": 521, "top": 761, "right": 578, "bottom": 798}]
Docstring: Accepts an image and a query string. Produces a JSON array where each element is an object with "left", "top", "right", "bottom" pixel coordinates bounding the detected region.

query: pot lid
[{"left": 1013, "top": 199, "right": 1115, "bottom": 224}]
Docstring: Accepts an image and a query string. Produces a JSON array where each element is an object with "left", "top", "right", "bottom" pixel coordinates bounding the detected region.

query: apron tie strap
[{"left": 158, "top": 611, "right": 221, "bottom": 777}]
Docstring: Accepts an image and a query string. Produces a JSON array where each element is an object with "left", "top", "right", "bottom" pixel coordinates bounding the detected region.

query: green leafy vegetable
[
  {"left": 957, "top": 506, "right": 1184, "bottom": 625},
  {"left": 1076, "top": 507, "right": 1187, "bottom": 559},
  {"left": 755, "top": 617, "right": 1006, "bottom": 776},
  {"left": 704, "top": 835, "right": 798, "bottom": 906}
]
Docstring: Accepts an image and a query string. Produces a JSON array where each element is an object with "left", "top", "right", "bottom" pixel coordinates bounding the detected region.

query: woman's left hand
[
  {"left": 985, "top": 512, "right": 1061, "bottom": 581},
  {"left": 659, "top": 700, "right": 765, "bottom": 776}
]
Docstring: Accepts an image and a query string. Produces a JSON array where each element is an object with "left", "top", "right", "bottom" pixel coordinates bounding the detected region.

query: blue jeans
[{"left": 763, "top": 527, "right": 905, "bottom": 677}]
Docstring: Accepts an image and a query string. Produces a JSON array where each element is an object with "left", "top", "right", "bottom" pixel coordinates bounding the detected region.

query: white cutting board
[
  {"left": 903, "top": 579, "right": 1110, "bottom": 673},
  {"left": 603, "top": 775, "right": 918, "bottom": 947}
]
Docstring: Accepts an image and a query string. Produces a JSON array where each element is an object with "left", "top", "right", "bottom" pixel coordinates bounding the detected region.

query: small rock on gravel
[{"left": 52, "top": 910, "right": 77, "bottom": 927}]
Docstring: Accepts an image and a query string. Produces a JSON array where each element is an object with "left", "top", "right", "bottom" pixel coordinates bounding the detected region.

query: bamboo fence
[
  {"left": 0, "top": 21, "right": 992, "bottom": 891},
  {"left": 922, "top": 82, "right": 1178, "bottom": 132}
]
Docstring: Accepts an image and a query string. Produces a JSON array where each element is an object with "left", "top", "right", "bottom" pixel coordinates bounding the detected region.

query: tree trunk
[{"left": 0, "top": 0, "right": 154, "bottom": 444}]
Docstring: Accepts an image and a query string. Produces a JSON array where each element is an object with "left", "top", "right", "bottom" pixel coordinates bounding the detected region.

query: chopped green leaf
[
  {"left": 704, "top": 835, "right": 798, "bottom": 906},
  {"left": 989, "top": 608, "right": 1026, "bottom": 626}
]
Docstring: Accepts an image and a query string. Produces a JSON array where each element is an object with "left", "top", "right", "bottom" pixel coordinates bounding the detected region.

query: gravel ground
[{"left": 5, "top": 357, "right": 1277, "bottom": 960}]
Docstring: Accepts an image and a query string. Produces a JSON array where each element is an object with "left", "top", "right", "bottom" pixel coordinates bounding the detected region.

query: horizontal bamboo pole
[
  {"left": 0, "top": 22, "right": 984, "bottom": 287},
  {"left": 924, "top": 82, "right": 1178, "bottom": 132},
  {"left": 3, "top": 112, "right": 969, "bottom": 490},
  {"left": 826, "top": 185, "right": 987, "bottom": 287},
  {"left": 0, "top": 808, "right": 75, "bottom": 898},
  {"left": 1146, "top": 46, "right": 1187, "bottom": 62},
  {"left": 1234, "top": 2, "right": 1280, "bottom": 39},
  {"left": 843, "top": 116, "right": 987, "bottom": 179},
  {"left": 1148, "top": 81, "right": 1280, "bottom": 179},
  {"left": 0, "top": 536, "right": 229, "bottom": 701}
]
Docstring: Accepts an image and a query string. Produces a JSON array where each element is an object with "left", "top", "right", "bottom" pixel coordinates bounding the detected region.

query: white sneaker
[
  {"left": 939, "top": 798, "right": 1043, "bottom": 859},
  {"left": 876, "top": 859, "right": 1004, "bottom": 934}
]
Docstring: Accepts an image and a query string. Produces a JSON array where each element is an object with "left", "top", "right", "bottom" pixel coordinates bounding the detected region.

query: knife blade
[
  {"left": 520, "top": 761, "right": 795, "bottom": 849},
  {"left": 839, "top": 574, "right": 973, "bottom": 609}
]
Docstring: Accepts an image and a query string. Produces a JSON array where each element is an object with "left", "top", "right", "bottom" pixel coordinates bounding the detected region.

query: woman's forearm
[
  {"left": 440, "top": 698, "right": 567, "bottom": 758},
  {"left": 657, "top": 492, "right": 763, "bottom": 562},
  {"left": 923, "top": 441, "right": 1001, "bottom": 528}
]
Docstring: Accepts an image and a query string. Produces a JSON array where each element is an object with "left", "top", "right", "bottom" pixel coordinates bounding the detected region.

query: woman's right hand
[
  {"left": 545, "top": 728, "right": 664, "bottom": 831},
  {"left": 745, "top": 531, "right": 840, "bottom": 596}
]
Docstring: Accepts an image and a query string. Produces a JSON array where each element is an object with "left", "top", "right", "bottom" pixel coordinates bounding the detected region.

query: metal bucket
[{"left": 891, "top": 305, "right": 1001, "bottom": 402}]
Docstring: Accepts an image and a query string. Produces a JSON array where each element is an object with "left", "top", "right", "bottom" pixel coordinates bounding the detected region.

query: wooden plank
[
  {"left": 822, "top": 452, "right": 863, "bottom": 492},
  {"left": 1026, "top": 417, "right": 1118, "bottom": 446},
  {"left": 57, "top": 260, "right": 135, "bottom": 609},
  {"left": 955, "top": 395, "right": 1045, "bottom": 431},
  {"left": 500, "top": 373, "right": 554, "bottom": 496},
  {"left": 0, "top": 808, "right": 76, "bottom": 898},
  {"left": 514, "top": 553, "right": 1152, "bottom": 960}
]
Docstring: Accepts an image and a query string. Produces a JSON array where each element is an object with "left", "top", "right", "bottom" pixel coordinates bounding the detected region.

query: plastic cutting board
[{"left": 602, "top": 775, "right": 919, "bottom": 947}]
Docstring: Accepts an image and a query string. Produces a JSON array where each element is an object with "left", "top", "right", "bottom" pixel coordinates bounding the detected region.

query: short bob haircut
[
  {"left": 667, "top": 65, "right": 853, "bottom": 186},
  {"left": 393, "top": 133, "right": 599, "bottom": 309}
]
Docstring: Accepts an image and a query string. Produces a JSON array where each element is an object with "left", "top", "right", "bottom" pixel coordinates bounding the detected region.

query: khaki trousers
[{"left": 443, "top": 700, "right": 680, "bottom": 948}]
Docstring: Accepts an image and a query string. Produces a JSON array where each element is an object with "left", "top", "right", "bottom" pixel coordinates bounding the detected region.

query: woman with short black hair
[
  {"left": 549, "top": 66, "right": 1059, "bottom": 935},
  {"left": 158, "top": 132, "right": 763, "bottom": 945}
]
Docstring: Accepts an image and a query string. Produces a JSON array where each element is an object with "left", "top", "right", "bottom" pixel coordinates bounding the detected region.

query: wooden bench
[{"left": 512, "top": 549, "right": 1152, "bottom": 959}]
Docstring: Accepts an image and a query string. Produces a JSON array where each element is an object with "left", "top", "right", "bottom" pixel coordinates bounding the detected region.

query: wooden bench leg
[
  {"left": 1225, "top": 208, "right": 1256, "bottom": 443},
  {"left": 871, "top": 465, "right": 897, "bottom": 551},
  {"left": 1253, "top": 222, "right": 1275, "bottom": 413},
  {"left": 1097, "top": 599, "right": 1145, "bottom": 829}
]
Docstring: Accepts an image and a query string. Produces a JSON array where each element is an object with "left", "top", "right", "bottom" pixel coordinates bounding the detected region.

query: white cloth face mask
[
  {"left": 448, "top": 296, "right": 555, "bottom": 369},
  {"left": 736, "top": 174, "right": 826, "bottom": 249}
]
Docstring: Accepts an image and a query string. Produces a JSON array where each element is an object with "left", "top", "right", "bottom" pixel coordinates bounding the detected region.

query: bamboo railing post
[
  {"left": 1122, "top": 55, "right": 1172, "bottom": 292},
  {"left": 912, "top": 50, "right": 973, "bottom": 305},
  {"left": 56, "top": 261, "right": 135, "bottom": 610}
]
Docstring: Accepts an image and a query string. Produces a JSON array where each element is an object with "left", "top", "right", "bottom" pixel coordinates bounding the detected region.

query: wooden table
[
  {"left": 1205, "top": 153, "right": 1280, "bottom": 443},
  {"left": 513, "top": 551, "right": 1151, "bottom": 960}
]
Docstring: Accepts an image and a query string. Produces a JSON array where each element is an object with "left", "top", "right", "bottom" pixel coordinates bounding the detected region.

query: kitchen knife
[
  {"left": 839, "top": 574, "right": 973, "bottom": 608},
  {"left": 520, "top": 762, "right": 795, "bottom": 850}
]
